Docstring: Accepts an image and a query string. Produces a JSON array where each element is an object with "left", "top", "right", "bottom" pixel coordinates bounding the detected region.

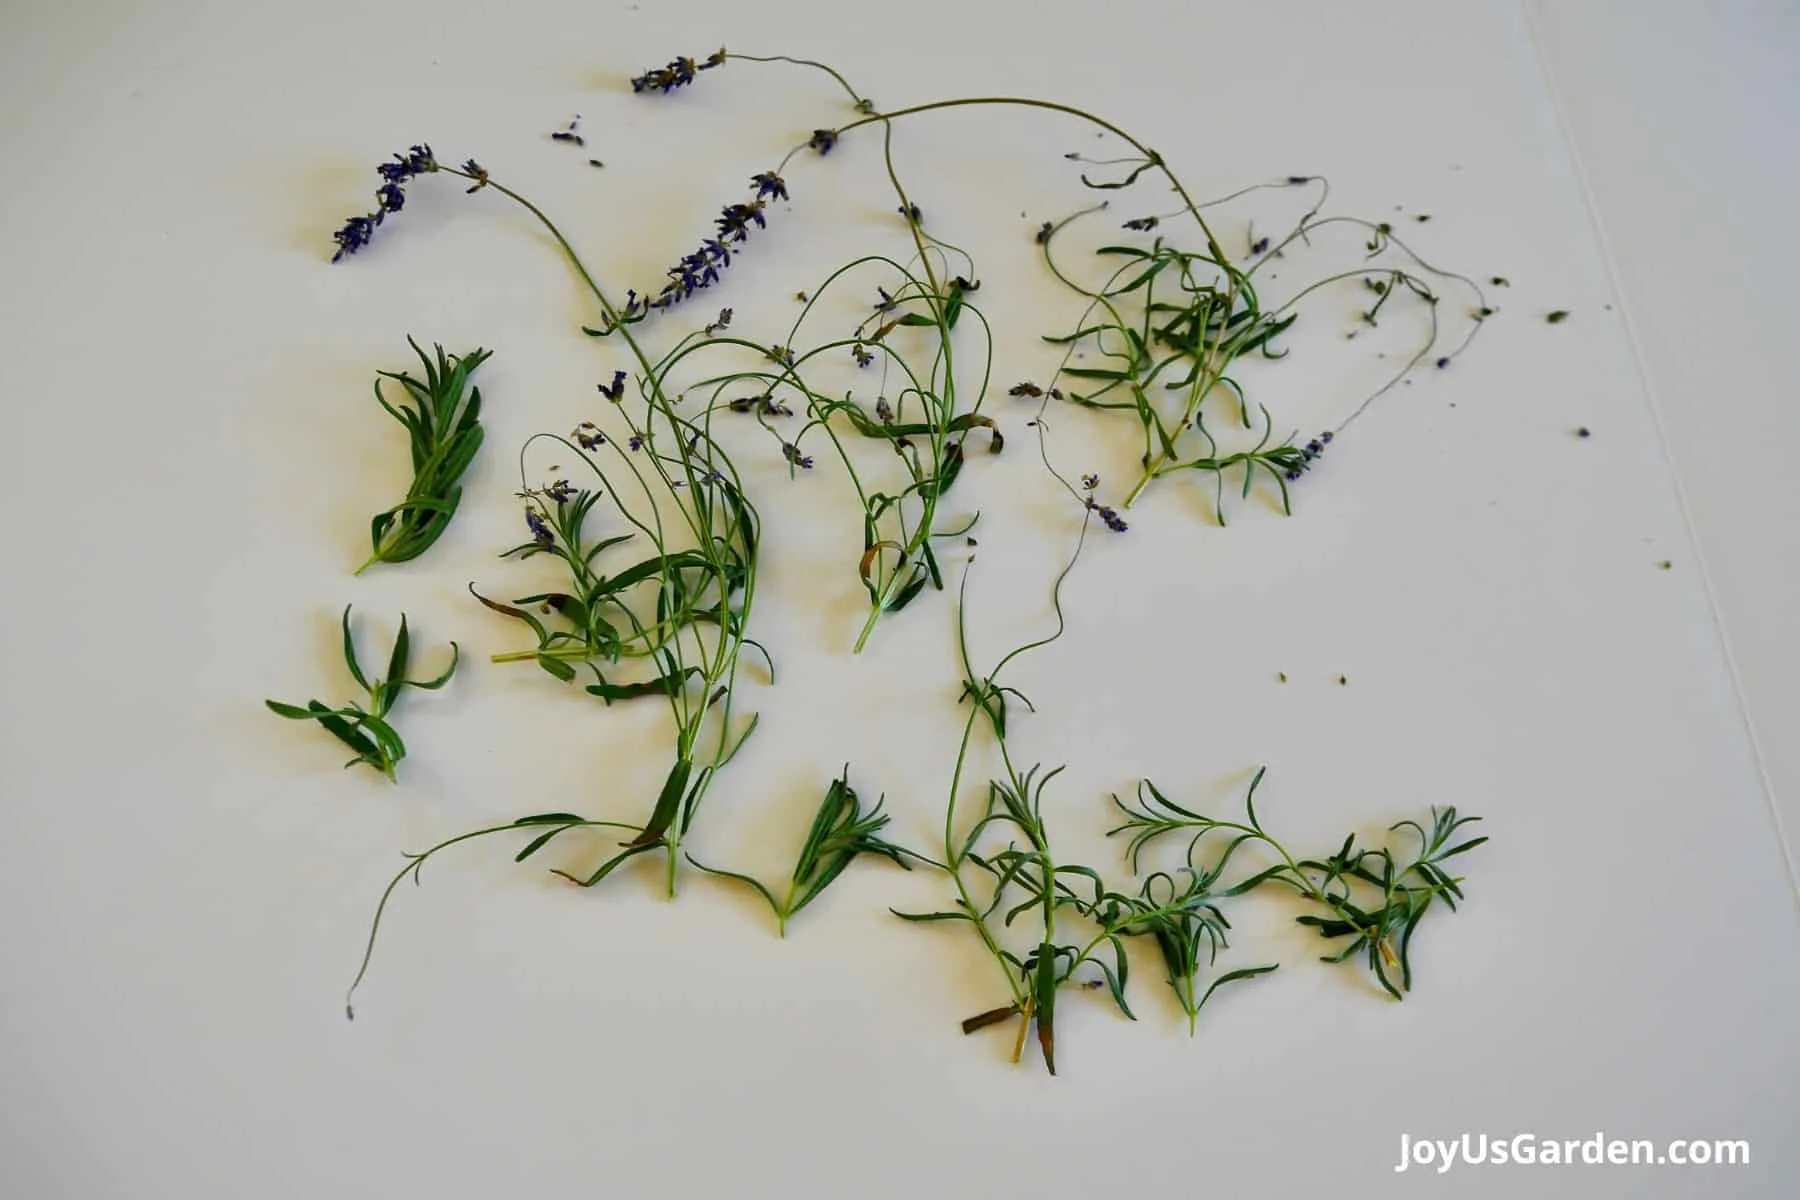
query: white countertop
[{"left": 1, "top": 2, "right": 1794, "bottom": 1196}]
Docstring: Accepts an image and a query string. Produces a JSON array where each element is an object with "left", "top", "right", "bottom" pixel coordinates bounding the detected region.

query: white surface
[
  {"left": 2, "top": 2, "right": 1796, "bottom": 1197},
  {"left": 1528, "top": 0, "right": 1800, "bottom": 889}
]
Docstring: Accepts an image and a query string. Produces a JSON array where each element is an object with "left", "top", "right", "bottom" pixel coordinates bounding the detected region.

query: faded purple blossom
[
  {"left": 751, "top": 171, "right": 788, "bottom": 202},
  {"left": 331, "top": 143, "right": 437, "bottom": 261},
  {"left": 526, "top": 508, "right": 554, "bottom": 548}
]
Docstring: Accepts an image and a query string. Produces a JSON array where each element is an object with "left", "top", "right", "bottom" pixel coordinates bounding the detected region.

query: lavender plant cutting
[{"left": 286, "top": 47, "right": 1490, "bottom": 1070}]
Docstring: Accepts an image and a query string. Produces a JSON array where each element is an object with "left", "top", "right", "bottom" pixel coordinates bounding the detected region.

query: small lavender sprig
[
  {"left": 1282, "top": 431, "right": 1333, "bottom": 482},
  {"left": 332, "top": 144, "right": 437, "bottom": 261},
  {"left": 1036, "top": 207, "right": 1487, "bottom": 512},
  {"left": 265, "top": 606, "right": 458, "bottom": 781},
  {"left": 1078, "top": 473, "right": 1129, "bottom": 533},
  {"left": 357, "top": 339, "right": 493, "bottom": 573},
  {"left": 689, "top": 768, "right": 916, "bottom": 936},
  {"left": 584, "top": 171, "right": 790, "bottom": 334},
  {"left": 630, "top": 48, "right": 727, "bottom": 94},
  {"left": 1110, "top": 772, "right": 1487, "bottom": 1000}
]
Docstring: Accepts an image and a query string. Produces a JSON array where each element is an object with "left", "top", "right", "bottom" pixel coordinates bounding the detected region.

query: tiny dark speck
[
  {"left": 1337, "top": 675, "right": 1348, "bottom": 685},
  {"left": 1546, "top": 310, "right": 1570, "bottom": 324},
  {"left": 1656, "top": 560, "right": 1672, "bottom": 570},
  {"left": 1577, "top": 426, "right": 1591, "bottom": 438}
]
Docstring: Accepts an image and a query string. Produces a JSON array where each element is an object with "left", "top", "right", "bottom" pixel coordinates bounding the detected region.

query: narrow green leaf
[
  {"left": 889, "top": 909, "right": 974, "bottom": 923},
  {"left": 686, "top": 856, "right": 783, "bottom": 921},
  {"left": 552, "top": 841, "right": 661, "bottom": 888},
  {"left": 305, "top": 701, "right": 380, "bottom": 762},
  {"left": 538, "top": 655, "right": 578, "bottom": 683},
  {"left": 340, "top": 606, "right": 369, "bottom": 690},
  {"left": 1034, "top": 948, "right": 1058, "bottom": 1075},
  {"left": 719, "top": 711, "right": 760, "bottom": 766},
  {"left": 402, "top": 642, "right": 459, "bottom": 690},
  {"left": 885, "top": 569, "right": 930, "bottom": 613},
  {"left": 516, "top": 824, "right": 578, "bottom": 862},
  {"left": 469, "top": 584, "right": 549, "bottom": 642},
  {"left": 385, "top": 614, "right": 411, "bottom": 688},
  {"left": 359, "top": 714, "right": 406, "bottom": 767},
  {"left": 1097, "top": 956, "right": 1135, "bottom": 1021},
  {"left": 1195, "top": 964, "right": 1279, "bottom": 1013},
  {"left": 627, "top": 758, "right": 693, "bottom": 847},
  {"left": 584, "top": 667, "right": 700, "bottom": 704},
  {"left": 266, "top": 700, "right": 317, "bottom": 720},
  {"left": 1436, "top": 836, "right": 1489, "bottom": 861}
]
